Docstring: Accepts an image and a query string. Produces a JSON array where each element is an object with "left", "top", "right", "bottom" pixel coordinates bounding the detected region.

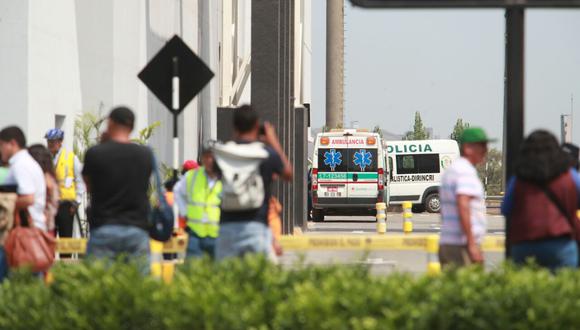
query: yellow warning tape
[
  {"left": 57, "top": 234, "right": 504, "bottom": 254},
  {"left": 55, "top": 235, "right": 189, "bottom": 254},
  {"left": 279, "top": 235, "right": 505, "bottom": 252}
]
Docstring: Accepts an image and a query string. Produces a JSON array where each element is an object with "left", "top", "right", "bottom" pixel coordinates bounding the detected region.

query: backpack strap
[{"left": 538, "top": 184, "right": 576, "bottom": 234}]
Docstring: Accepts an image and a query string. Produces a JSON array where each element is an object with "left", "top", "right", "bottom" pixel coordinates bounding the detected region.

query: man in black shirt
[
  {"left": 82, "top": 107, "right": 153, "bottom": 270},
  {"left": 215, "top": 105, "right": 293, "bottom": 260}
]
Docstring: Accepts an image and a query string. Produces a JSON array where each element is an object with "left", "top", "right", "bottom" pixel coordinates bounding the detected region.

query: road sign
[
  {"left": 350, "top": 0, "right": 580, "bottom": 7},
  {"left": 138, "top": 35, "right": 214, "bottom": 114}
]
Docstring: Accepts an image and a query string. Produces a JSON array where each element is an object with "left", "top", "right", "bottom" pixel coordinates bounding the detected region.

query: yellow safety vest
[
  {"left": 55, "top": 148, "right": 76, "bottom": 200},
  {"left": 186, "top": 168, "right": 222, "bottom": 238}
]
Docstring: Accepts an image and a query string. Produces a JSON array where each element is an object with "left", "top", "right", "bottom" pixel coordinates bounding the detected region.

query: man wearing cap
[
  {"left": 45, "top": 128, "right": 85, "bottom": 239},
  {"left": 174, "top": 146, "right": 222, "bottom": 258},
  {"left": 439, "top": 127, "right": 493, "bottom": 267}
]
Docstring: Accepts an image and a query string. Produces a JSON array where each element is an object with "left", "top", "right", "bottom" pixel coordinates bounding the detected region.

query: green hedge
[{"left": 1, "top": 258, "right": 580, "bottom": 330}]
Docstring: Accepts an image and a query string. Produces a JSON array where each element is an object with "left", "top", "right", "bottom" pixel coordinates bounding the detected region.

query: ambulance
[
  {"left": 311, "top": 129, "right": 387, "bottom": 222},
  {"left": 385, "top": 139, "right": 459, "bottom": 213}
]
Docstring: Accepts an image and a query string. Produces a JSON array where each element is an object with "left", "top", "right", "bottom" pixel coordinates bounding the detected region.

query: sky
[{"left": 311, "top": 3, "right": 580, "bottom": 148}]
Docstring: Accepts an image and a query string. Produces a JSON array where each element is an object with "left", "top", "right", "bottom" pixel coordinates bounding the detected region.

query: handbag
[
  {"left": 4, "top": 210, "right": 55, "bottom": 273},
  {"left": 148, "top": 150, "right": 174, "bottom": 242}
]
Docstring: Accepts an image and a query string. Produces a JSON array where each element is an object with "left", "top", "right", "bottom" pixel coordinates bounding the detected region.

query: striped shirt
[{"left": 439, "top": 157, "right": 487, "bottom": 245}]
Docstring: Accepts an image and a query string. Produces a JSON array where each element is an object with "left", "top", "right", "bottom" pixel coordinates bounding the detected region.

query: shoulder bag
[{"left": 4, "top": 210, "right": 56, "bottom": 273}]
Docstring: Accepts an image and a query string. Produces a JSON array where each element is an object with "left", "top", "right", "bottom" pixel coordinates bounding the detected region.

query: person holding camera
[{"left": 212, "top": 105, "right": 293, "bottom": 260}]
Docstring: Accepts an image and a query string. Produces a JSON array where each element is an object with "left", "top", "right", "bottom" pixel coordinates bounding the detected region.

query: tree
[
  {"left": 476, "top": 148, "right": 503, "bottom": 195},
  {"left": 450, "top": 118, "right": 470, "bottom": 142},
  {"left": 403, "top": 112, "right": 429, "bottom": 140},
  {"left": 73, "top": 111, "right": 160, "bottom": 161}
]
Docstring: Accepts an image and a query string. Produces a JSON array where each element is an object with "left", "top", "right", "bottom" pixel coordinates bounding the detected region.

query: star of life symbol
[
  {"left": 323, "top": 149, "right": 342, "bottom": 171},
  {"left": 353, "top": 149, "right": 372, "bottom": 171}
]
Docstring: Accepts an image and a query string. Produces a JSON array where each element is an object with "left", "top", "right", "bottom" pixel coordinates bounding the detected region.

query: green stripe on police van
[{"left": 318, "top": 173, "right": 378, "bottom": 180}]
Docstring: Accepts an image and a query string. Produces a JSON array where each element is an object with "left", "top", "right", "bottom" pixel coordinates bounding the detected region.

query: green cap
[{"left": 460, "top": 127, "right": 496, "bottom": 144}]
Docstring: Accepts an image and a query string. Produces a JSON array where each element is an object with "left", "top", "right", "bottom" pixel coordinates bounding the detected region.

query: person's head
[
  {"left": 28, "top": 144, "right": 56, "bottom": 179},
  {"left": 233, "top": 104, "right": 260, "bottom": 140},
  {"left": 200, "top": 148, "right": 215, "bottom": 174},
  {"left": 44, "top": 128, "right": 64, "bottom": 155},
  {"left": 515, "top": 130, "right": 571, "bottom": 185},
  {"left": 459, "top": 127, "right": 493, "bottom": 166},
  {"left": 106, "top": 106, "right": 135, "bottom": 140},
  {"left": 0, "top": 126, "right": 26, "bottom": 163}
]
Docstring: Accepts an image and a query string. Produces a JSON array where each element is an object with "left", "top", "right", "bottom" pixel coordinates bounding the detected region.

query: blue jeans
[
  {"left": 87, "top": 225, "right": 150, "bottom": 274},
  {"left": 215, "top": 221, "right": 271, "bottom": 261},
  {"left": 186, "top": 229, "right": 216, "bottom": 259},
  {"left": 0, "top": 246, "right": 8, "bottom": 282},
  {"left": 511, "top": 237, "right": 578, "bottom": 271}
]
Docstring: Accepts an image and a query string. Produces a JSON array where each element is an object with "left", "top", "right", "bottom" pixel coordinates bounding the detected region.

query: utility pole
[{"left": 326, "top": 0, "right": 344, "bottom": 129}]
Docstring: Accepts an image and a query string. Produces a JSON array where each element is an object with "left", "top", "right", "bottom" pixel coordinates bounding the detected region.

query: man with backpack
[{"left": 213, "top": 105, "right": 293, "bottom": 260}]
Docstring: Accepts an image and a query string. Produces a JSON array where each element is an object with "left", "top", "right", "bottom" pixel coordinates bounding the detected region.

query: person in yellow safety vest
[
  {"left": 45, "top": 128, "right": 85, "bottom": 239},
  {"left": 174, "top": 146, "right": 222, "bottom": 258}
]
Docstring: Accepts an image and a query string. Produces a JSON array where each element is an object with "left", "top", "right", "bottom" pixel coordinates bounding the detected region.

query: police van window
[
  {"left": 318, "top": 148, "right": 348, "bottom": 172},
  {"left": 396, "top": 154, "right": 440, "bottom": 174}
]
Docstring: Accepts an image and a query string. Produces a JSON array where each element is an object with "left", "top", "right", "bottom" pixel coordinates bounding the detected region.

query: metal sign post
[{"left": 139, "top": 35, "right": 214, "bottom": 232}]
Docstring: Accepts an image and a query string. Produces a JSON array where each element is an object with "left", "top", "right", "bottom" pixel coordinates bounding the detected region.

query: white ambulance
[
  {"left": 385, "top": 139, "right": 459, "bottom": 213},
  {"left": 311, "top": 129, "right": 387, "bottom": 221}
]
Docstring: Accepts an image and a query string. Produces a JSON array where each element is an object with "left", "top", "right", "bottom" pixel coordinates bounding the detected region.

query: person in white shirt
[
  {"left": 439, "top": 127, "right": 493, "bottom": 267},
  {"left": 0, "top": 126, "right": 47, "bottom": 231}
]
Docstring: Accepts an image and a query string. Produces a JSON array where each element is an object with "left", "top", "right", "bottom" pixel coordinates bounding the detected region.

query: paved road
[{"left": 280, "top": 212, "right": 505, "bottom": 274}]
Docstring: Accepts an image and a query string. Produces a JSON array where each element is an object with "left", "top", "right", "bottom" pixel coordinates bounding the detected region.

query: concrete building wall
[
  {"left": 0, "top": 0, "right": 311, "bottom": 164},
  {"left": 0, "top": 0, "right": 29, "bottom": 133}
]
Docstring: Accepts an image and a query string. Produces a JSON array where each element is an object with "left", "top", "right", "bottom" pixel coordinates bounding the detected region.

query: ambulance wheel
[
  {"left": 312, "top": 209, "right": 325, "bottom": 222},
  {"left": 425, "top": 193, "right": 441, "bottom": 213}
]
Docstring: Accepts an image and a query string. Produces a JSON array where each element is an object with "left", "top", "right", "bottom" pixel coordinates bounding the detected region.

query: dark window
[
  {"left": 348, "top": 148, "right": 378, "bottom": 172},
  {"left": 318, "top": 148, "right": 348, "bottom": 172},
  {"left": 396, "top": 154, "right": 440, "bottom": 174}
]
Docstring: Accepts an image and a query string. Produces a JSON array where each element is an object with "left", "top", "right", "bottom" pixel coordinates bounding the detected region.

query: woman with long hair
[
  {"left": 502, "top": 130, "right": 580, "bottom": 270},
  {"left": 28, "top": 144, "right": 59, "bottom": 234}
]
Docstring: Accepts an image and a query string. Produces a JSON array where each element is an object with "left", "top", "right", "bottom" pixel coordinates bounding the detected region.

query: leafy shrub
[{"left": 0, "top": 258, "right": 580, "bottom": 329}]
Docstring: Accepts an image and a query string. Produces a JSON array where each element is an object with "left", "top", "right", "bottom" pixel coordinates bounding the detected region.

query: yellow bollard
[
  {"left": 161, "top": 262, "right": 175, "bottom": 284},
  {"left": 376, "top": 202, "right": 387, "bottom": 234},
  {"left": 150, "top": 240, "right": 164, "bottom": 278},
  {"left": 426, "top": 235, "right": 441, "bottom": 275},
  {"left": 402, "top": 201, "right": 413, "bottom": 234}
]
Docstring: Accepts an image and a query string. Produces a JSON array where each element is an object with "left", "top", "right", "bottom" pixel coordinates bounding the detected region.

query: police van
[
  {"left": 311, "top": 129, "right": 387, "bottom": 221},
  {"left": 385, "top": 139, "right": 459, "bottom": 213}
]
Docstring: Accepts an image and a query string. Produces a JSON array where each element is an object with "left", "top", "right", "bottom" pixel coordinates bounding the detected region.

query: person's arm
[
  {"left": 15, "top": 194, "right": 34, "bottom": 210},
  {"left": 12, "top": 166, "right": 36, "bottom": 210},
  {"left": 571, "top": 168, "right": 580, "bottom": 195},
  {"left": 263, "top": 122, "right": 293, "bottom": 181},
  {"left": 81, "top": 149, "right": 93, "bottom": 194},
  {"left": 73, "top": 155, "right": 86, "bottom": 203},
  {"left": 173, "top": 176, "right": 189, "bottom": 218},
  {"left": 457, "top": 194, "right": 483, "bottom": 263},
  {"left": 501, "top": 176, "right": 517, "bottom": 216},
  {"left": 83, "top": 176, "right": 91, "bottom": 194}
]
